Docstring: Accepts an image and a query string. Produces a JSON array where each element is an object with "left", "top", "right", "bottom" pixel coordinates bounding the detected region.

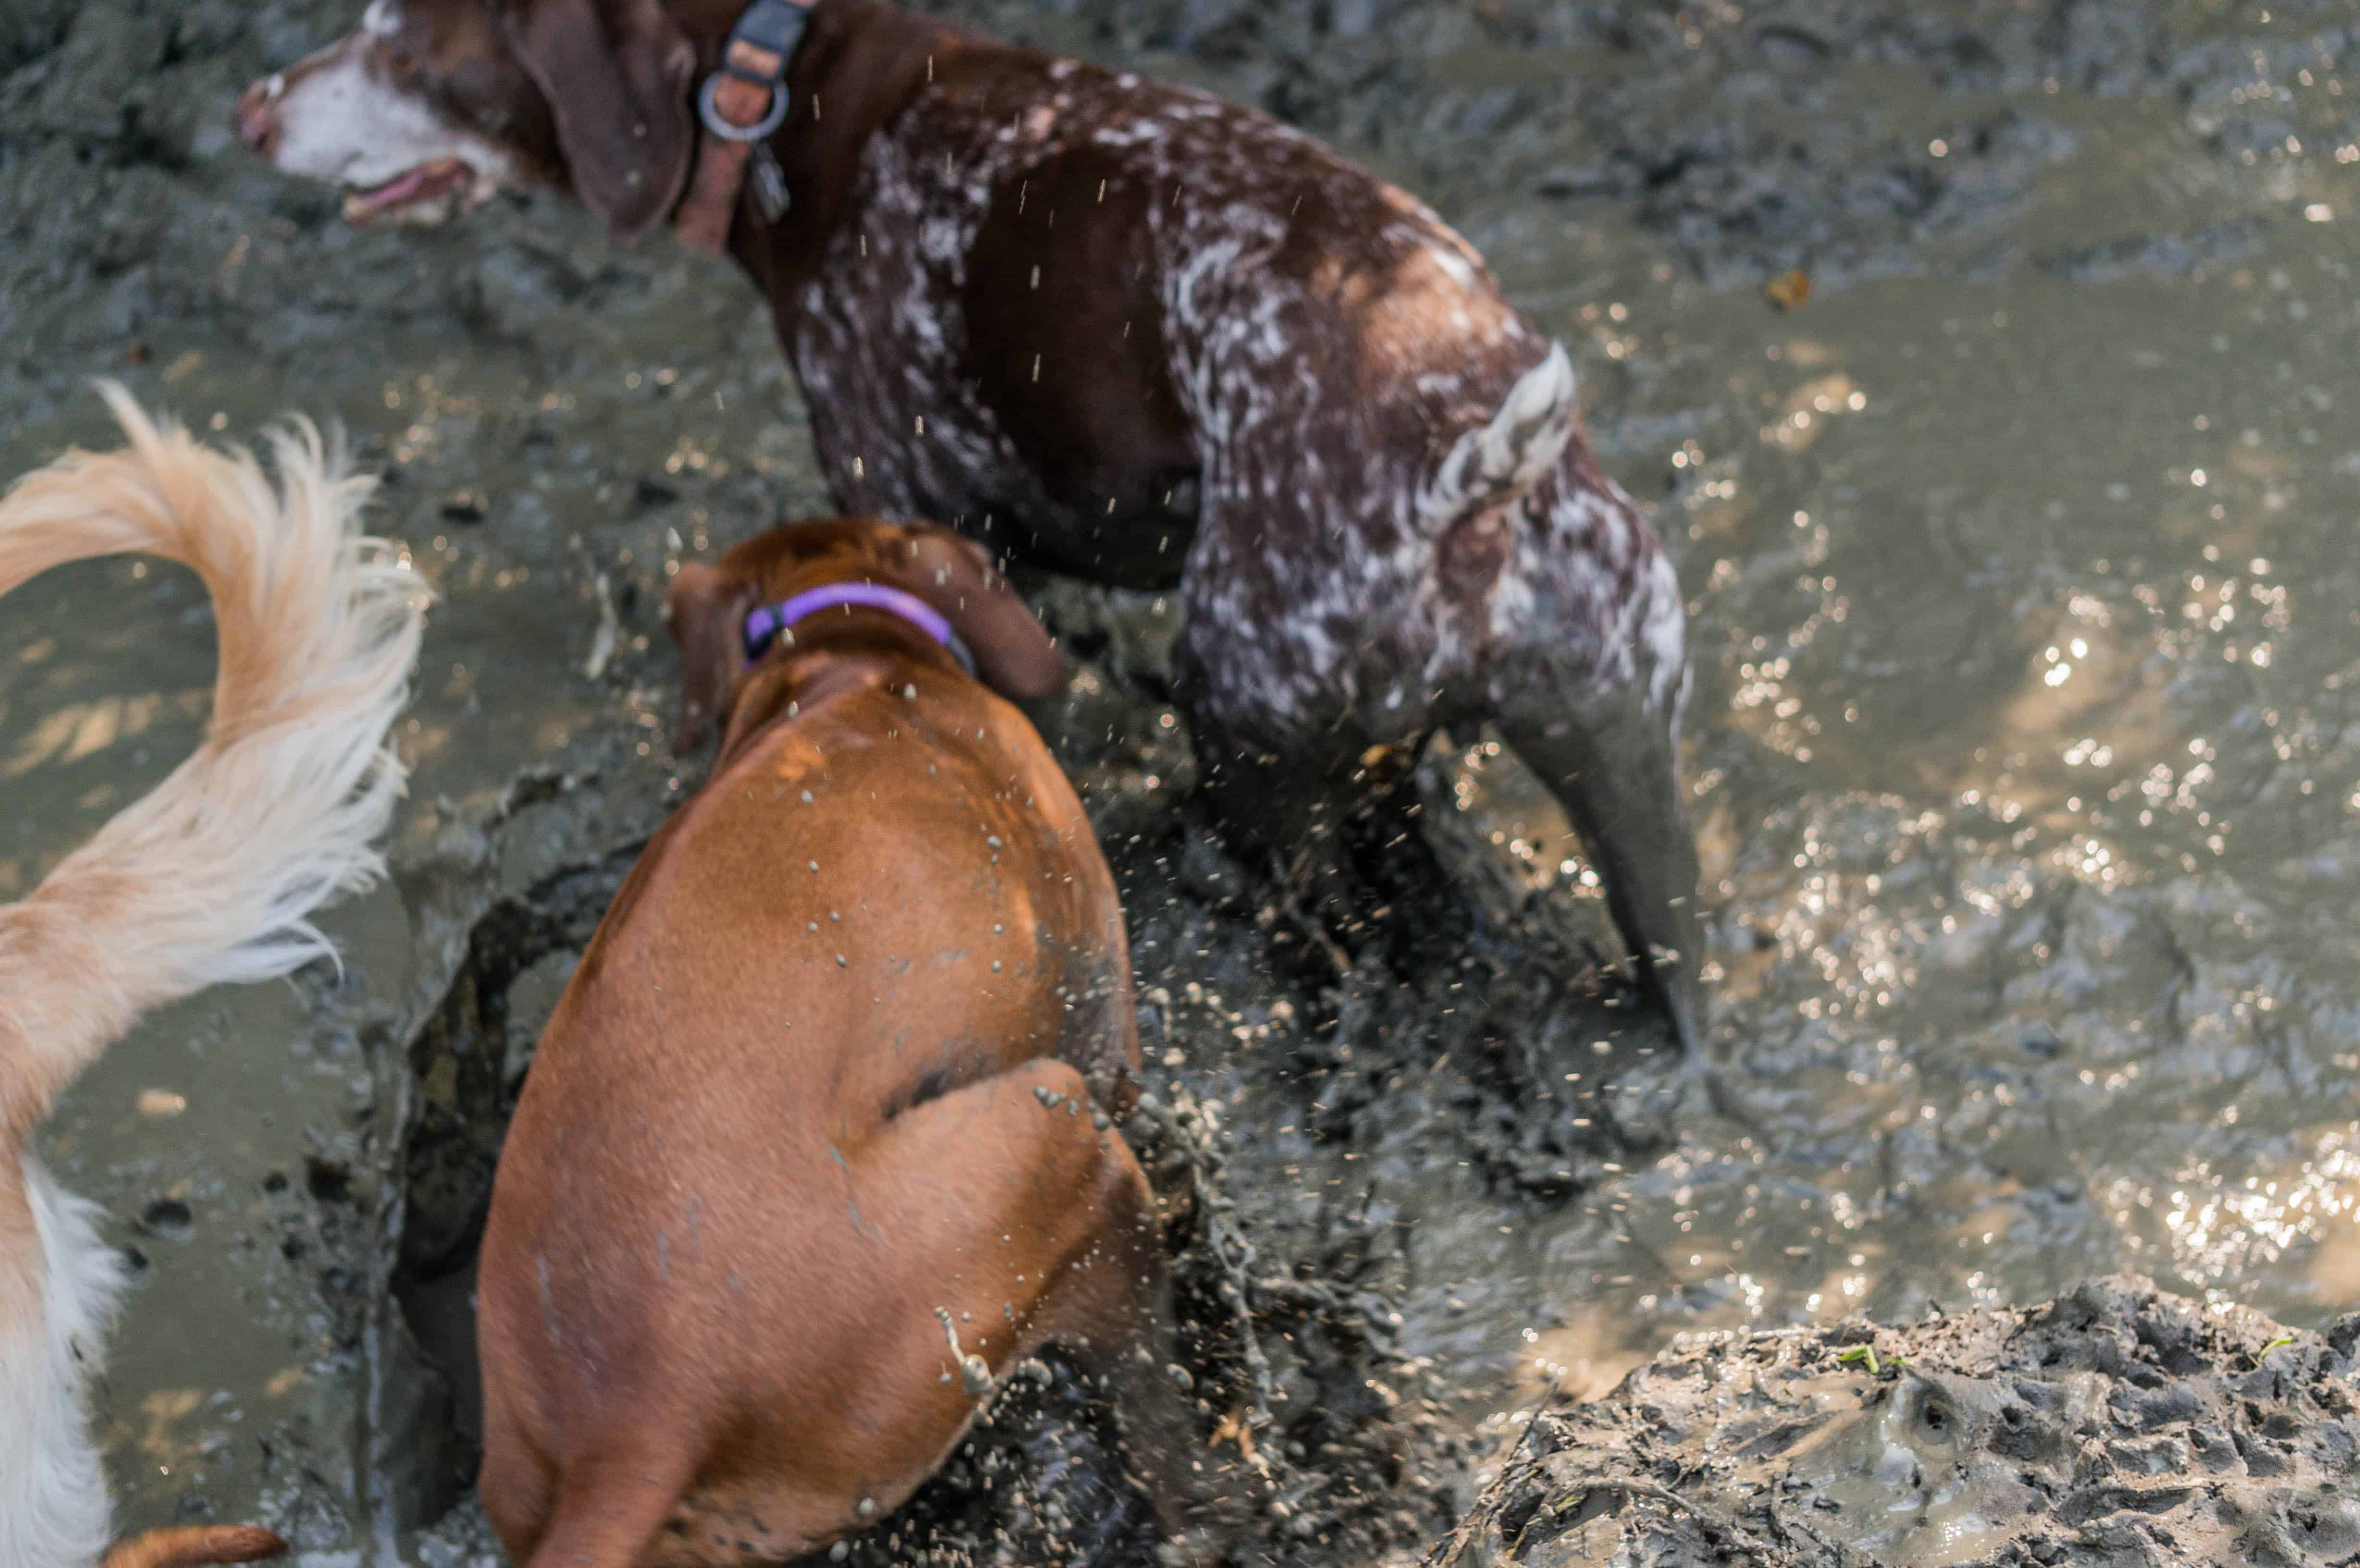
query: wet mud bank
[{"left": 1439, "top": 1275, "right": 2360, "bottom": 1568}]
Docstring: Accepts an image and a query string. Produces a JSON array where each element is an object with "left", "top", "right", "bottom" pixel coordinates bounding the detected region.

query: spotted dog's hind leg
[
  {"left": 1491, "top": 676, "right": 1774, "bottom": 1137},
  {"left": 1441, "top": 345, "right": 1723, "bottom": 1089},
  {"left": 1177, "top": 679, "right": 1358, "bottom": 937},
  {"left": 1177, "top": 659, "right": 1475, "bottom": 971},
  {"left": 1495, "top": 688, "right": 1702, "bottom": 1056},
  {"left": 1499, "top": 690, "right": 1766, "bottom": 1127},
  {"left": 1329, "top": 731, "right": 1484, "bottom": 959}
]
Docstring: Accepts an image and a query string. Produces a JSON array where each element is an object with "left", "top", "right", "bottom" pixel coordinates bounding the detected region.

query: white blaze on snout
[{"left": 259, "top": 30, "right": 517, "bottom": 223}]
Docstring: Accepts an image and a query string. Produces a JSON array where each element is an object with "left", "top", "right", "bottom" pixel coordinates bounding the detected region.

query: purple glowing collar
[{"left": 742, "top": 581, "right": 977, "bottom": 676}]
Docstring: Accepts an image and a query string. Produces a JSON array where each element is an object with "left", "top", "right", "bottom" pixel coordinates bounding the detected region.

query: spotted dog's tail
[
  {"left": 0, "top": 384, "right": 424, "bottom": 1568},
  {"left": 1416, "top": 342, "right": 1579, "bottom": 528}
]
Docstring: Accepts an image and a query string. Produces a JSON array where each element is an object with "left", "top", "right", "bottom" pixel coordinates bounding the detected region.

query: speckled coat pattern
[
  {"left": 232, "top": 0, "right": 1706, "bottom": 1026},
  {"left": 783, "top": 50, "right": 1689, "bottom": 771}
]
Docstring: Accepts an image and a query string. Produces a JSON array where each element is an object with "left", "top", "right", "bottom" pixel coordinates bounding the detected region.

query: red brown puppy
[
  {"left": 473, "top": 517, "right": 1212, "bottom": 1568},
  {"left": 236, "top": 0, "right": 1709, "bottom": 1055}
]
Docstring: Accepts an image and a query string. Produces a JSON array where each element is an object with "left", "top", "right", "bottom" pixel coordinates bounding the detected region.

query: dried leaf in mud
[{"left": 1762, "top": 270, "right": 1812, "bottom": 311}]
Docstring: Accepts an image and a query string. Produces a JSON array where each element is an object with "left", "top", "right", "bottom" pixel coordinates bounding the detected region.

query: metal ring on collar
[{"left": 698, "top": 74, "right": 789, "bottom": 142}]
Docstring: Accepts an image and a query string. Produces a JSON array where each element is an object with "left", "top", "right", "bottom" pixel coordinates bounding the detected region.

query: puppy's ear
[
  {"left": 665, "top": 561, "right": 758, "bottom": 752},
  {"left": 900, "top": 528, "right": 1066, "bottom": 701},
  {"left": 506, "top": 0, "right": 696, "bottom": 245}
]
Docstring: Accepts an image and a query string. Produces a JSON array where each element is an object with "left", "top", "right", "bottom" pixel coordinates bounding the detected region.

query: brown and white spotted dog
[{"left": 235, "top": 0, "right": 1709, "bottom": 1050}]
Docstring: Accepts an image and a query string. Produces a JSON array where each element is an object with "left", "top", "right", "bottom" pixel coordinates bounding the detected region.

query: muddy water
[
  {"left": 4, "top": 0, "right": 2360, "bottom": 1559},
  {"left": 1450, "top": 100, "right": 2360, "bottom": 1389}
]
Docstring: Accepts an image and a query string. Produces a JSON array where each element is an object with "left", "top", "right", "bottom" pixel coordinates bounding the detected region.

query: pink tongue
[{"left": 344, "top": 161, "right": 463, "bottom": 223}]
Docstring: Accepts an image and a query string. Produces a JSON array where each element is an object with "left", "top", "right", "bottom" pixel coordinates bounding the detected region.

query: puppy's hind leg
[
  {"left": 1022, "top": 1127, "right": 1235, "bottom": 1568},
  {"left": 947, "top": 1056, "right": 1235, "bottom": 1565},
  {"left": 835, "top": 1060, "right": 1233, "bottom": 1563}
]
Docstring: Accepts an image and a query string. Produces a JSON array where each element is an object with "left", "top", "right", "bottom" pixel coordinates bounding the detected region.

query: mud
[
  {"left": 5, "top": 0, "right": 2360, "bottom": 1564},
  {"left": 1438, "top": 1274, "right": 2360, "bottom": 1567}
]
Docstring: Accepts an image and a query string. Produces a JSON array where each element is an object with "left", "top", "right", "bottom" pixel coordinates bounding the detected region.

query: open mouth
[{"left": 342, "top": 157, "right": 479, "bottom": 224}]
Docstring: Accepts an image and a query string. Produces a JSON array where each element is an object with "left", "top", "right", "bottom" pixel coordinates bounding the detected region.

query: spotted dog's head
[{"left": 235, "top": 0, "right": 699, "bottom": 244}]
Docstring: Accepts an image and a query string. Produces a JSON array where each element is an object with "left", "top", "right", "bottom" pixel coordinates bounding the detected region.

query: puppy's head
[
  {"left": 664, "top": 517, "right": 1066, "bottom": 753},
  {"left": 234, "top": 0, "right": 698, "bottom": 245}
]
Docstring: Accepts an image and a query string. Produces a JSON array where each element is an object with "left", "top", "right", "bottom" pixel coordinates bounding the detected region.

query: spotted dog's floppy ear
[
  {"left": 505, "top": 0, "right": 696, "bottom": 245},
  {"left": 665, "top": 561, "right": 759, "bottom": 752},
  {"left": 897, "top": 527, "right": 1066, "bottom": 701}
]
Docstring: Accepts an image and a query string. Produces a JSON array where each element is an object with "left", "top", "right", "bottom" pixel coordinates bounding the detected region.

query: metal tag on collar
[{"left": 750, "top": 144, "right": 790, "bottom": 221}]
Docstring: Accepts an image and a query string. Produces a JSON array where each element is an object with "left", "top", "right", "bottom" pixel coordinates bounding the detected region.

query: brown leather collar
[{"left": 676, "top": 0, "right": 814, "bottom": 254}]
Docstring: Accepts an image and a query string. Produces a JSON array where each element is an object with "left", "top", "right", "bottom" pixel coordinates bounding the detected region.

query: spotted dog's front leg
[
  {"left": 1172, "top": 641, "right": 1353, "bottom": 919},
  {"left": 1174, "top": 625, "right": 1475, "bottom": 970}
]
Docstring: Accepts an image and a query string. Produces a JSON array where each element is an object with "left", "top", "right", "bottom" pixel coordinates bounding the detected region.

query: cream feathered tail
[{"left": 0, "top": 386, "right": 427, "bottom": 1568}]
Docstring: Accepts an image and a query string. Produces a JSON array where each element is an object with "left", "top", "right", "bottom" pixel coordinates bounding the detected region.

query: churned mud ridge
[{"left": 1433, "top": 1274, "right": 2360, "bottom": 1568}]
